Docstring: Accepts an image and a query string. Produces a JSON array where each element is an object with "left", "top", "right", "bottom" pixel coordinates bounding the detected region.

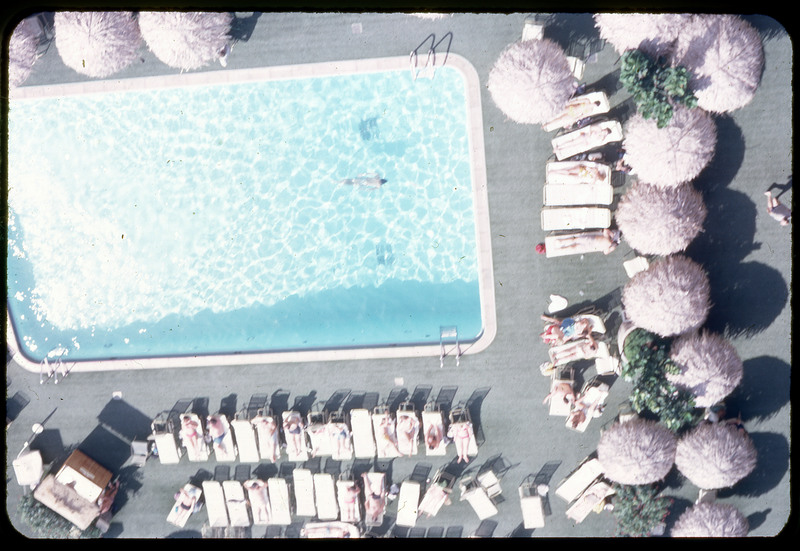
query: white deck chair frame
[
  {"left": 292, "top": 468, "right": 317, "bottom": 518},
  {"left": 222, "top": 480, "right": 251, "bottom": 527},
  {"left": 202, "top": 480, "right": 229, "bottom": 527},
  {"left": 541, "top": 207, "right": 612, "bottom": 231},
  {"left": 395, "top": 480, "right": 421, "bottom": 527},
  {"left": 350, "top": 409, "right": 377, "bottom": 458},
  {"left": 267, "top": 478, "right": 292, "bottom": 525},
  {"left": 313, "top": 473, "right": 339, "bottom": 521},
  {"left": 231, "top": 418, "right": 260, "bottom": 463},
  {"left": 543, "top": 183, "right": 614, "bottom": 206},
  {"left": 555, "top": 457, "right": 604, "bottom": 503},
  {"left": 552, "top": 120, "right": 623, "bottom": 161}
]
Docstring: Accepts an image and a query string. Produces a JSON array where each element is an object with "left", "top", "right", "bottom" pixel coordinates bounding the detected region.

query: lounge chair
[
  {"left": 565, "top": 480, "right": 614, "bottom": 523},
  {"left": 222, "top": 480, "right": 251, "bottom": 527},
  {"left": 301, "top": 521, "right": 361, "bottom": 538},
  {"left": 244, "top": 479, "right": 272, "bottom": 525},
  {"left": 541, "top": 313, "right": 607, "bottom": 345},
  {"left": 518, "top": 477, "right": 545, "bottom": 529},
  {"left": 543, "top": 183, "right": 614, "bottom": 206},
  {"left": 208, "top": 414, "right": 237, "bottom": 462},
  {"left": 395, "top": 480, "right": 421, "bottom": 527},
  {"left": 418, "top": 469, "right": 455, "bottom": 518},
  {"left": 179, "top": 413, "right": 209, "bottom": 462},
  {"left": 372, "top": 407, "right": 401, "bottom": 459},
  {"left": 554, "top": 457, "right": 604, "bottom": 504},
  {"left": 327, "top": 411, "right": 354, "bottom": 461},
  {"left": 267, "top": 478, "right": 292, "bottom": 525},
  {"left": 422, "top": 407, "right": 447, "bottom": 456},
  {"left": 546, "top": 366, "right": 575, "bottom": 417},
  {"left": 292, "top": 468, "right": 317, "bottom": 518},
  {"left": 306, "top": 410, "right": 332, "bottom": 458},
  {"left": 544, "top": 230, "right": 617, "bottom": 257},
  {"left": 151, "top": 411, "right": 184, "bottom": 465},
  {"left": 459, "top": 475, "right": 498, "bottom": 520},
  {"left": 447, "top": 407, "right": 478, "bottom": 460},
  {"left": 545, "top": 160, "right": 611, "bottom": 186},
  {"left": 252, "top": 412, "right": 280, "bottom": 463},
  {"left": 362, "top": 472, "right": 387, "bottom": 526},
  {"left": 548, "top": 338, "right": 610, "bottom": 366},
  {"left": 166, "top": 483, "right": 202, "bottom": 528},
  {"left": 396, "top": 404, "right": 420, "bottom": 457},
  {"left": 231, "top": 413, "right": 260, "bottom": 464},
  {"left": 281, "top": 411, "right": 309, "bottom": 461},
  {"left": 201, "top": 480, "right": 229, "bottom": 527},
  {"left": 567, "top": 379, "right": 610, "bottom": 433},
  {"left": 336, "top": 479, "right": 362, "bottom": 523},
  {"left": 541, "top": 207, "right": 612, "bottom": 231},
  {"left": 350, "top": 408, "right": 377, "bottom": 458},
  {"left": 543, "top": 91, "right": 611, "bottom": 132},
  {"left": 551, "top": 120, "right": 623, "bottom": 161},
  {"left": 313, "top": 473, "right": 339, "bottom": 521}
]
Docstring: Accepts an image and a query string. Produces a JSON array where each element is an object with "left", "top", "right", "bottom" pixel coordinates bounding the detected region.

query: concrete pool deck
[{"left": 4, "top": 12, "right": 793, "bottom": 538}]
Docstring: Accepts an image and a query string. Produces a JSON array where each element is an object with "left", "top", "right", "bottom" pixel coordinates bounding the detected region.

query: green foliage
[
  {"left": 620, "top": 50, "right": 698, "bottom": 128},
  {"left": 611, "top": 483, "right": 673, "bottom": 537},
  {"left": 17, "top": 494, "right": 101, "bottom": 539},
  {"left": 620, "top": 328, "right": 700, "bottom": 432}
]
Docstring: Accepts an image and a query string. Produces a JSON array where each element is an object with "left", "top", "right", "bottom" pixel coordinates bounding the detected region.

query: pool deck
[{"left": 4, "top": 12, "right": 793, "bottom": 538}]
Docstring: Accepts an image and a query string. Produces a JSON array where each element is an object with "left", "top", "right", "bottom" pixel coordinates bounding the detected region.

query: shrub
[
  {"left": 611, "top": 482, "right": 673, "bottom": 537},
  {"left": 17, "top": 494, "right": 101, "bottom": 539}
]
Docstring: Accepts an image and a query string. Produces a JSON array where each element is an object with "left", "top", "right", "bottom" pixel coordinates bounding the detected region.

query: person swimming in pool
[{"left": 340, "top": 172, "right": 387, "bottom": 188}]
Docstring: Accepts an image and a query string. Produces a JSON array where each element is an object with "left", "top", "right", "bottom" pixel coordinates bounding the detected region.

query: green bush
[
  {"left": 611, "top": 482, "right": 672, "bottom": 537},
  {"left": 17, "top": 494, "right": 101, "bottom": 539},
  {"left": 620, "top": 49, "right": 698, "bottom": 128}
]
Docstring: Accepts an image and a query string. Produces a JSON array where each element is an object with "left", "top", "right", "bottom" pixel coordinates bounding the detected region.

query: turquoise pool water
[{"left": 7, "top": 59, "right": 491, "bottom": 364}]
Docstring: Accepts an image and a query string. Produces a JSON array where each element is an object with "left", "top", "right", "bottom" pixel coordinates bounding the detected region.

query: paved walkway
[{"left": 5, "top": 12, "right": 792, "bottom": 538}]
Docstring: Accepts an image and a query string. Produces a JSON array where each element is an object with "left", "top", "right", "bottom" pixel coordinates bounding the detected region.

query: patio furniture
[
  {"left": 267, "top": 478, "right": 292, "bottom": 525},
  {"left": 313, "top": 473, "right": 339, "bottom": 521},
  {"left": 222, "top": 480, "right": 251, "bottom": 527},
  {"left": 552, "top": 120, "right": 623, "bottom": 160},
  {"left": 565, "top": 480, "right": 614, "bottom": 523},
  {"left": 543, "top": 183, "right": 614, "bottom": 206},
  {"left": 201, "top": 480, "right": 229, "bottom": 527},
  {"left": 422, "top": 406, "right": 448, "bottom": 456},
  {"left": 350, "top": 408, "right": 376, "bottom": 458},
  {"left": 395, "top": 480, "right": 421, "bottom": 527},
  {"left": 518, "top": 476, "right": 546, "bottom": 529},
  {"left": 543, "top": 91, "right": 611, "bottom": 132},
  {"left": 292, "top": 468, "right": 317, "bottom": 517},
  {"left": 555, "top": 457, "right": 604, "bottom": 504},
  {"left": 231, "top": 411, "right": 260, "bottom": 463},
  {"left": 547, "top": 366, "right": 575, "bottom": 417},
  {"left": 546, "top": 160, "right": 612, "bottom": 186}
]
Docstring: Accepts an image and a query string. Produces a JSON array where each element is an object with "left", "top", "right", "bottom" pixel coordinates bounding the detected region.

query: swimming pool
[{"left": 7, "top": 55, "right": 495, "bottom": 371}]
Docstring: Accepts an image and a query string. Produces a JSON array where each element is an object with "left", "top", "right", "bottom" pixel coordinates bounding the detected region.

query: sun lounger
[
  {"left": 244, "top": 479, "right": 272, "bottom": 525},
  {"left": 151, "top": 412, "right": 184, "bottom": 465},
  {"left": 327, "top": 412, "right": 354, "bottom": 461},
  {"left": 395, "top": 408, "right": 420, "bottom": 457},
  {"left": 448, "top": 407, "right": 478, "bottom": 458},
  {"left": 167, "top": 483, "right": 202, "bottom": 528},
  {"left": 518, "top": 479, "right": 545, "bottom": 529},
  {"left": 460, "top": 477, "right": 498, "bottom": 520},
  {"left": 422, "top": 409, "right": 447, "bottom": 456},
  {"left": 544, "top": 230, "right": 612, "bottom": 257},
  {"left": 202, "top": 480, "right": 229, "bottom": 527},
  {"left": 222, "top": 480, "right": 251, "bottom": 527},
  {"left": 567, "top": 379, "right": 610, "bottom": 433},
  {"left": 552, "top": 120, "right": 623, "bottom": 161},
  {"left": 543, "top": 91, "right": 611, "bottom": 132},
  {"left": 292, "top": 468, "right": 316, "bottom": 517},
  {"left": 252, "top": 413, "right": 280, "bottom": 463},
  {"left": 313, "top": 473, "right": 339, "bottom": 521},
  {"left": 418, "top": 470, "right": 455, "bottom": 518},
  {"left": 555, "top": 457, "right": 604, "bottom": 504},
  {"left": 281, "top": 411, "right": 309, "bottom": 461},
  {"left": 541, "top": 207, "right": 612, "bottom": 231},
  {"left": 301, "top": 521, "right": 361, "bottom": 538},
  {"left": 543, "top": 183, "right": 614, "bottom": 206},
  {"left": 179, "top": 413, "right": 210, "bottom": 462},
  {"left": 362, "top": 472, "right": 387, "bottom": 526},
  {"left": 545, "top": 160, "right": 612, "bottom": 186},
  {"left": 547, "top": 367, "right": 575, "bottom": 417},
  {"left": 267, "top": 478, "right": 292, "bottom": 525},
  {"left": 372, "top": 408, "right": 401, "bottom": 459},
  {"left": 336, "top": 479, "right": 362, "bottom": 523},
  {"left": 209, "top": 414, "right": 237, "bottom": 462},
  {"left": 350, "top": 408, "right": 376, "bottom": 458},
  {"left": 565, "top": 480, "right": 614, "bottom": 523},
  {"left": 306, "top": 411, "right": 332, "bottom": 458},
  {"left": 395, "top": 480, "right": 421, "bottom": 527},
  {"left": 231, "top": 416, "right": 260, "bottom": 464},
  {"left": 549, "top": 338, "right": 610, "bottom": 366}
]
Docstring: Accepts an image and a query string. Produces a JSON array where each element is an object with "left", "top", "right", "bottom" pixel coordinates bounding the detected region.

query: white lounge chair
[
  {"left": 292, "top": 468, "right": 317, "bottom": 517},
  {"left": 151, "top": 413, "right": 183, "bottom": 465},
  {"left": 518, "top": 479, "right": 545, "bottom": 529},
  {"left": 541, "top": 207, "right": 612, "bottom": 231},
  {"left": 267, "top": 478, "right": 292, "bottom": 525},
  {"left": 549, "top": 339, "right": 610, "bottom": 367},
  {"left": 552, "top": 120, "right": 624, "bottom": 161},
  {"left": 543, "top": 91, "right": 611, "bottom": 132},
  {"left": 223, "top": 480, "right": 251, "bottom": 527},
  {"left": 522, "top": 18, "right": 544, "bottom": 41},
  {"left": 567, "top": 379, "right": 610, "bottom": 433},
  {"left": 244, "top": 479, "right": 272, "bottom": 525},
  {"left": 545, "top": 160, "right": 611, "bottom": 186},
  {"left": 555, "top": 457, "right": 604, "bottom": 504},
  {"left": 543, "top": 182, "right": 614, "bottom": 206},
  {"left": 418, "top": 473, "right": 454, "bottom": 519},
  {"left": 565, "top": 480, "right": 614, "bottom": 523},
  {"left": 231, "top": 417, "right": 260, "bottom": 464},
  {"left": 624, "top": 256, "right": 650, "bottom": 278},
  {"left": 546, "top": 367, "right": 575, "bottom": 417},
  {"left": 422, "top": 409, "right": 447, "bottom": 456},
  {"left": 208, "top": 414, "right": 236, "bottom": 462},
  {"left": 372, "top": 409, "right": 401, "bottom": 459},
  {"left": 327, "top": 413, "right": 354, "bottom": 461},
  {"left": 313, "top": 473, "right": 339, "bottom": 521},
  {"left": 395, "top": 409, "right": 420, "bottom": 457},
  {"left": 336, "top": 479, "right": 362, "bottom": 523},
  {"left": 201, "top": 480, "right": 229, "bottom": 527},
  {"left": 544, "top": 230, "right": 618, "bottom": 257},
  {"left": 281, "top": 411, "right": 309, "bottom": 461},
  {"left": 306, "top": 411, "right": 332, "bottom": 458},
  {"left": 179, "top": 413, "right": 209, "bottom": 462},
  {"left": 350, "top": 409, "right": 377, "bottom": 458},
  {"left": 362, "top": 472, "right": 387, "bottom": 527},
  {"left": 447, "top": 408, "right": 479, "bottom": 459},
  {"left": 301, "top": 521, "right": 361, "bottom": 538},
  {"left": 460, "top": 477, "right": 498, "bottom": 520},
  {"left": 252, "top": 414, "right": 280, "bottom": 463},
  {"left": 166, "top": 483, "right": 202, "bottom": 528},
  {"left": 395, "top": 480, "right": 421, "bottom": 527},
  {"left": 12, "top": 450, "right": 43, "bottom": 489}
]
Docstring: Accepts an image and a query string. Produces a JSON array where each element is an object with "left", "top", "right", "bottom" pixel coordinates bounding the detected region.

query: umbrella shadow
[
  {"left": 717, "top": 431, "right": 789, "bottom": 499},
  {"left": 78, "top": 424, "right": 134, "bottom": 473},
  {"left": 729, "top": 356, "right": 791, "bottom": 422},
  {"left": 229, "top": 12, "right": 262, "bottom": 43},
  {"left": 744, "top": 14, "right": 790, "bottom": 41},
  {"left": 694, "top": 115, "right": 746, "bottom": 193},
  {"left": 97, "top": 398, "right": 153, "bottom": 442},
  {"left": 663, "top": 496, "right": 694, "bottom": 535}
]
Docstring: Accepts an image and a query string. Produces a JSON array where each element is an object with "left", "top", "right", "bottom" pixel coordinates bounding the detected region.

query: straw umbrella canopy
[
  {"left": 9, "top": 17, "right": 41, "bottom": 88},
  {"left": 593, "top": 13, "right": 694, "bottom": 57},
  {"left": 671, "top": 14, "right": 764, "bottom": 114},
  {"left": 487, "top": 39, "right": 575, "bottom": 126},
  {"left": 668, "top": 330, "right": 744, "bottom": 408},
  {"left": 597, "top": 418, "right": 677, "bottom": 485},
  {"left": 615, "top": 182, "right": 707, "bottom": 256},
  {"left": 622, "top": 255, "right": 711, "bottom": 338},
  {"left": 138, "top": 11, "right": 233, "bottom": 71},
  {"left": 675, "top": 422, "right": 757, "bottom": 490},
  {"left": 54, "top": 11, "right": 142, "bottom": 78},
  {"left": 622, "top": 105, "right": 717, "bottom": 189},
  {"left": 671, "top": 502, "right": 749, "bottom": 537}
]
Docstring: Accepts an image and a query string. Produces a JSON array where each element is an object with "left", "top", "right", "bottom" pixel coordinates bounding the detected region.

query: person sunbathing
[
  {"left": 207, "top": 414, "right": 230, "bottom": 456},
  {"left": 548, "top": 97, "right": 603, "bottom": 128},
  {"left": 550, "top": 339, "right": 598, "bottom": 365},
  {"left": 362, "top": 474, "right": 386, "bottom": 524},
  {"left": 378, "top": 416, "right": 401, "bottom": 456},
  {"left": 97, "top": 480, "right": 120, "bottom": 515},
  {"left": 543, "top": 382, "right": 576, "bottom": 408},
  {"left": 448, "top": 422, "right": 472, "bottom": 463},
  {"left": 425, "top": 421, "right": 444, "bottom": 451},
  {"left": 328, "top": 421, "right": 351, "bottom": 457},
  {"left": 180, "top": 415, "right": 204, "bottom": 457},
  {"left": 555, "top": 124, "right": 614, "bottom": 154},
  {"left": 253, "top": 415, "right": 279, "bottom": 463},
  {"left": 547, "top": 229, "right": 621, "bottom": 256},
  {"left": 283, "top": 413, "right": 306, "bottom": 457},
  {"left": 396, "top": 413, "right": 419, "bottom": 456},
  {"left": 540, "top": 315, "right": 596, "bottom": 346},
  {"left": 171, "top": 486, "right": 199, "bottom": 524},
  {"left": 548, "top": 162, "right": 607, "bottom": 182},
  {"left": 244, "top": 480, "right": 271, "bottom": 524},
  {"left": 340, "top": 483, "right": 361, "bottom": 522}
]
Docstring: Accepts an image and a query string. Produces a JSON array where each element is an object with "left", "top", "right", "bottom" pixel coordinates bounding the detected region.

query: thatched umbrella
[
  {"left": 668, "top": 330, "right": 744, "bottom": 408},
  {"left": 675, "top": 422, "right": 757, "bottom": 490},
  {"left": 671, "top": 14, "right": 764, "bottom": 114},
  {"left": 9, "top": 17, "right": 41, "bottom": 88},
  {"left": 615, "top": 182, "right": 707, "bottom": 256},
  {"left": 671, "top": 502, "right": 749, "bottom": 537},
  {"left": 622, "top": 255, "right": 711, "bottom": 338},
  {"left": 54, "top": 11, "right": 142, "bottom": 78},
  {"left": 487, "top": 39, "right": 576, "bottom": 126},
  {"left": 138, "top": 11, "right": 233, "bottom": 71},
  {"left": 622, "top": 105, "right": 717, "bottom": 189},
  {"left": 593, "top": 13, "right": 694, "bottom": 57},
  {"left": 597, "top": 418, "right": 677, "bottom": 485}
]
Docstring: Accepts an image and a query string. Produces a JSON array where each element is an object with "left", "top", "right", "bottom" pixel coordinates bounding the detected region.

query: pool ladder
[
  {"left": 410, "top": 32, "right": 453, "bottom": 81},
  {"left": 439, "top": 325, "right": 462, "bottom": 368},
  {"left": 39, "top": 348, "right": 72, "bottom": 385}
]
